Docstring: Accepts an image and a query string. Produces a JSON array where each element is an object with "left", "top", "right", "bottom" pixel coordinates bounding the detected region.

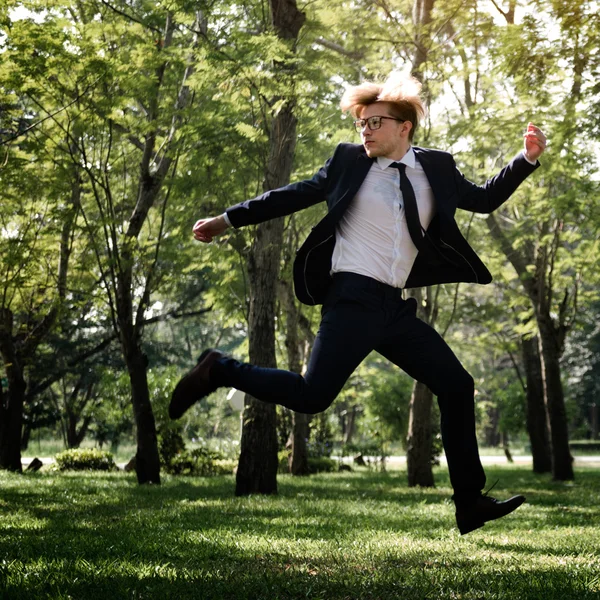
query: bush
[
  {"left": 157, "top": 426, "right": 237, "bottom": 476},
  {"left": 308, "top": 456, "right": 337, "bottom": 473},
  {"left": 278, "top": 450, "right": 337, "bottom": 474},
  {"left": 163, "top": 445, "right": 235, "bottom": 476},
  {"left": 55, "top": 448, "right": 117, "bottom": 472},
  {"left": 158, "top": 427, "right": 186, "bottom": 465}
]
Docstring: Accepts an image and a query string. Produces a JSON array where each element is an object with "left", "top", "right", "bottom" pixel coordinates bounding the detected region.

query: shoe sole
[
  {"left": 457, "top": 496, "right": 526, "bottom": 535},
  {"left": 458, "top": 520, "right": 485, "bottom": 535}
]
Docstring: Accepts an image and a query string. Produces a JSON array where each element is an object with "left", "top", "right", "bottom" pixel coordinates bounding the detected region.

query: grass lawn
[{"left": 1, "top": 465, "right": 599, "bottom": 600}]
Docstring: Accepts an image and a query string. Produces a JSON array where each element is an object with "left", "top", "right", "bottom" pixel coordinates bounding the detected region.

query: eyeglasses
[{"left": 353, "top": 116, "right": 405, "bottom": 133}]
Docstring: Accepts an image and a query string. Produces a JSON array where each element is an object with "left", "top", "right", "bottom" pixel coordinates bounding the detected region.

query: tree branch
[
  {"left": 314, "top": 37, "right": 364, "bottom": 60},
  {"left": 25, "top": 305, "right": 212, "bottom": 401},
  {"left": 99, "top": 0, "right": 162, "bottom": 35}
]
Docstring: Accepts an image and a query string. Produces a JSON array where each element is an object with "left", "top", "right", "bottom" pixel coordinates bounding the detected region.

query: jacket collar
[{"left": 413, "top": 147, "right": 451, "bottom": 206}]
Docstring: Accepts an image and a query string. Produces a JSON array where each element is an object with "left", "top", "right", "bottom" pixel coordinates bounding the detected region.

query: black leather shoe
[
  {"left": 169, "top": 349, "right": 224, "bottom": 420},
  {"left": 455, "top": 494, "right": 526, "bottom": 535}
]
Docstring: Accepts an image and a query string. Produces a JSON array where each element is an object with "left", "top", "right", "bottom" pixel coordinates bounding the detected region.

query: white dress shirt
[{"left": 331, "top": 147, "right": 436, "bottom": 288}]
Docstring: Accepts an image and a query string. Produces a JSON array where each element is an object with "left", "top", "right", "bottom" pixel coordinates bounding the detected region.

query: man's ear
[{"left": 401, "top": 121, "right": 413, "bottom": 138}]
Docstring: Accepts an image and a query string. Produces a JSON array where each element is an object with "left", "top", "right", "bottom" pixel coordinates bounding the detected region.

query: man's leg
[
  {"left": 171, "top": 274, "right": 382, "bottom": 417},
  {"left": 211, "top": 299, "right": 375, "bottom": 413},
  {"left": 375, "top": 313, "right": 486, "bottom": 498},
  {"left": 375, "top": 308, "right": 525, "bottom": 533}
]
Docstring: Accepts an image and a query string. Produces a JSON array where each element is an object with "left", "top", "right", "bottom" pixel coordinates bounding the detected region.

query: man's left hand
[{"left": 523, "top": 122, "right": 547, "bottom": 162}]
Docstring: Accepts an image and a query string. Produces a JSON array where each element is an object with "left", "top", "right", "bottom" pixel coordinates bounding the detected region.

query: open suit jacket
[{"left": 226, "top": 143, "right": 540, "bottom": 306}]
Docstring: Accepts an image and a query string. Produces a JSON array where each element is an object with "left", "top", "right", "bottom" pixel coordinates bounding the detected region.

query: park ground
[{"left": 1, "top": 463, "right": 599, "bottom": 600}]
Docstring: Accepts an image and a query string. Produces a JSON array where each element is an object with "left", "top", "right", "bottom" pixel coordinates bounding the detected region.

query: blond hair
[{"left": 340, "top": 73, "right": 426, "bottom": 141}]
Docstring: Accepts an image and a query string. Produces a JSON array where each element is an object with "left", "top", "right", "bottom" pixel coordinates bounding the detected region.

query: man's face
[{"left": 358, "top": 102, "right": 410, "bottom": 159}]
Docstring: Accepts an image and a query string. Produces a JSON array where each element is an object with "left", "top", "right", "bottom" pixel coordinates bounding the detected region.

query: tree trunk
[
  {"left": 0, "top": 371, "right": 26, "bottom": 472},
  {"left": 0, "top": 310, "right": 26, "bottom": 472},
  {"left": 484, "top": 404, "right": 501, "bottom": 448},
  {"left": 521, "top": 335, "right": 552, "bottom": 473},
  {"left": 406, "top": 381, "right": 435, "bottom": 487},
  {"left": 0, "top": 384, "right": 25, "bottom": 472},
  {"left": 412, "top": 0, "right": 435, "bottom": 75},
  {"left": 66, "top": 413, "right": 92, "bottom": 449},
  {"left": 280, "top": 277, "right": 310, "bottom": 475},
  {"left": 67, "top": 410, "right": 79, "bottom": 448},
  {"left": 291, "top": 413, "right": 310, "bottom": 475},
  {"left": 591, "top": 403, "right": 598, "bottom": 440},
  {"left": 538, "top": 318, "right": 574, "bottom": 480},
  {"left": 487, "top": 214, "right": 574, "bottom": 480},
  {"left": 235, "top": 0, "right": 305, "bottom": 496},
  {"left": 0, "top": 160, "right": 79, "bottom": 472},
  {"left": 20, "top": 421, "right": 31, "bottom": 452},
  {"left": 405, "top": 287, "right": 436, "bottom": 487},
  {"left": 124, "top": 341, "right": 161, "bottom": 484},
  {"left": 342, "top": 407, "right": 358, "bottom": 445},
  {"left": 236, "top": 218, "right": 283, "bottom": 495}
]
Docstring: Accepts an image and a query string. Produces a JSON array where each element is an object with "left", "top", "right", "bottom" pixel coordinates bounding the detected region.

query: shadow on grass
[
  {"left": 0, "top": 472, "right": 454, "bottom": 566},
  {"left": 2, "top": 540, "right": 598, "bottom": 600},
  {"left": 1, "top": 467, "right": 599, "bottom": 600}
]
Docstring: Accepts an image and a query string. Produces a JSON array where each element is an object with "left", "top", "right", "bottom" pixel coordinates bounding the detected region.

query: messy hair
[{"left": 340, "top": 73, "right": 426, "bottom": 141}]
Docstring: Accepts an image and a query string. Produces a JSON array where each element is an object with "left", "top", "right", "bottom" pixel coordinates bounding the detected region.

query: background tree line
[{"left": 1, "top": 0, "right": 599, "bottom": 488}]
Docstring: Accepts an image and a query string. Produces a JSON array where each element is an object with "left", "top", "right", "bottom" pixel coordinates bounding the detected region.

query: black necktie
[{"left": 390, "top": 162, "right": 425, "bottom": 251}]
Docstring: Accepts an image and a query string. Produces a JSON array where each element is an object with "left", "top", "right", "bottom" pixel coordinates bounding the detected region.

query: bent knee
[
  {"left": 298, "top": 392, "right": 336, "bottom": 415},
  {"left": 302, "top": 400, "right": 333, "bottom": 416},
  {"left": 450, "top": 369, "right": 474, "bottom": 394}
]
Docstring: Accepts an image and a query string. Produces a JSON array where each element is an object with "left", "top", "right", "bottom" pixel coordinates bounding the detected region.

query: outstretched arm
[{"left": 456, "top": 122, "right": 546, "bottom": 213}]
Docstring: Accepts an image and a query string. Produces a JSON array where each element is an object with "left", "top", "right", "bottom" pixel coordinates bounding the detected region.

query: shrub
[
  {"left": 308, "top": 456, "right": 337, "bottom": 473},
  {"left": 55, "top": 448, "right": 117, "bottom": 472},
  {"left": 162, "top": 445, "right": 235, "bottom": 476},
  {"left": 157, "top": 425, "right": 237, "bottom": 476},
  {"left": 278, "top": 450, "right": 337, "bottom": 474},
  {"left": 158, "top": 427, "right": 186, "bottom": 466}
]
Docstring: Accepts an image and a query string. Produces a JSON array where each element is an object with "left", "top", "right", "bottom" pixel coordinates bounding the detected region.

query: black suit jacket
[{"left": 226, "top": 143, "right": 539, "bottom": 305}]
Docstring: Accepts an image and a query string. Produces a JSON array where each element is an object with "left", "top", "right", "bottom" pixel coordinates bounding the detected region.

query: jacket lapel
[
  {"left": 329, "top": 148, "right": 374, "bottom": 214},
  {"left": 413, "top": 147, "right": 458, "bottom": 217}
]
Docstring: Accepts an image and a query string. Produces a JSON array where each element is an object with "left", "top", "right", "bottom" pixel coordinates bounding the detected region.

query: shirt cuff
[
  {"left": 522, "top": 150, "right": 537, "bottom": 166},
  {"left": 222, "top": 212, "right": 232, "bottom": 227}
]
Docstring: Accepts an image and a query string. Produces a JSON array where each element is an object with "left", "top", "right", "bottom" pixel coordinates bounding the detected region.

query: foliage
[
  {"left": 158, "top": 426, "right": 234, "bottom": 476},
  {"left": 277, "top": 450, "right": 337, "bottom": 474},
  {"left": 2, "top": 0, "right": 600, "bottom": 474},
  {"left": 360, "top": 360, "right": 413, "bottom": 445},
  {"left": 54, "top": 448, "right": 117, "bottom": 472},
  {"left": 307, "top": 412, "right": 335, "bottom": 458},
  {"left": 165, "top": 447, "right": 235, "bottom": 477},
  {"left": 157, "top": 426, "right": 186, "bottom": 467},
  {"left": 1, "top": 466, "right": 600, "bottom": 599}
]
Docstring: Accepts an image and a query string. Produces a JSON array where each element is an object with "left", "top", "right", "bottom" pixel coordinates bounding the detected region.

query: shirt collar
[{"left": 377, "top": 147, "right": 416, "bottom": 170}]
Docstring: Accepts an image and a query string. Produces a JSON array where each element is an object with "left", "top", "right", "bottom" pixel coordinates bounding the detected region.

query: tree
[
  {"left": 0, "top": 26, "right": 81, "bottom": 469},
  {"left": 235, "top": 0, "right": 306, "bottom": 496},
  {"left": 60, "top": 2, "right": 209, "bottom": 483},
  {"left": 406, "top": 289, "right": 436, "bottom": 486},
  {"left": 279, "top": 243, "right": 310, "bottom": 475}
]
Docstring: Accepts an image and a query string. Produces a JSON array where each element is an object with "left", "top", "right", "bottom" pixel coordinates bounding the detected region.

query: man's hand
[
  {"left": 193, "top": 215, "right": 230, "bottom": 243},
  {"left": 523, "top": 122, "right": 547, "bottom": 163}
]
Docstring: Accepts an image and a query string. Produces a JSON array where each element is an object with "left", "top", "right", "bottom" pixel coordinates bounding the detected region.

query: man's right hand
[{"left": 192, "top": 215, "right": 230, "bottom": 243}]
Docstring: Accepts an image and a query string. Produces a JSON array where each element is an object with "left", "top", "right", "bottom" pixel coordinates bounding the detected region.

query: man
[{"left": 170, "top": 73, "right": 547, "bottom": 535}]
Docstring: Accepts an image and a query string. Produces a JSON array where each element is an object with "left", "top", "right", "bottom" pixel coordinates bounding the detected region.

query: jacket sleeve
[
  {"left": 455, "top": 152, "right": 540, "bottom": 214},
  {"left": 225, "top": 151, "right": 338, "bottom": 228}
]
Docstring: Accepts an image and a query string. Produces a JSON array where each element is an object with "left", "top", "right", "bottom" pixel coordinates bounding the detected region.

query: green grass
[{"left": 1, "top": 466, "right": 599, "bottom": 600}]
